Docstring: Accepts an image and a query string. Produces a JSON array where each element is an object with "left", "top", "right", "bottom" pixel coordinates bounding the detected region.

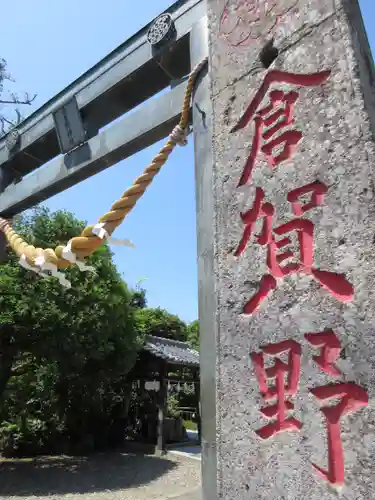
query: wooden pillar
[
  {"left": 156, "top": 360, "right": 167, "bottom": 455},
  {"left": 138, "top": 379, "right": 145, "bottom": 438}
]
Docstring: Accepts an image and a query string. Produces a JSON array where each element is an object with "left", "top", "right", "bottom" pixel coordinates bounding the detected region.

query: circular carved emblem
[
  {"left": 219, "top": 0, "right": 298, "bottom": 47},
  {"left": 147, "top": 13, "right": 176, "bottom": 48}
]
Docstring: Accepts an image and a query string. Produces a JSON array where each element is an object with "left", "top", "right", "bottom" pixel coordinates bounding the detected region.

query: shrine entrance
[{"left": 127, "top": 335, "right": 200, "bottom": 454}]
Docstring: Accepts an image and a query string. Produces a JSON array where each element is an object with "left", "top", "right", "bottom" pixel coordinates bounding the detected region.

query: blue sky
[{"left": 1, "top": 0, "right": 374, "bottom": 323}]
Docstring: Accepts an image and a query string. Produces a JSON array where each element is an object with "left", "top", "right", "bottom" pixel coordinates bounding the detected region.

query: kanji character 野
[
  {"left": 231, "top": 70, "right": 331, "bottom": 187},
  {"left": 310, "top": 382, "right": 369, "bottom": 487},
  {"left": 305, "top": 329, "right": 342, "bottom": 377},
  {"left": 235, "top": 182, "right": 354, "bottom": 315},
  {"left": 250, "top": 339, "right": 303, "bottom": 439}
]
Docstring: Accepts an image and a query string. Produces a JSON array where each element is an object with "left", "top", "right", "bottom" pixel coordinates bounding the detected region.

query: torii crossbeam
[{"left": 0, "top": 0, "right": 204, "bottom": 217}]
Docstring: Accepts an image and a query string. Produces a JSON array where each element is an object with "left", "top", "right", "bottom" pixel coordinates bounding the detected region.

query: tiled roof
[{"left": 143, "top": 335, "right": 199, "bottom": 367}]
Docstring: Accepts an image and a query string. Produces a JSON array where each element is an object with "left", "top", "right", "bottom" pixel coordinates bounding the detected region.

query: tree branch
[
  {"left": 0, "top": 57, "right": 37, "bottom": 138},
  {"left": 0, "top": 93, "right": 37, "bottom": 106},
  {"left": 1, "top": 110, "right": 22, "bottom": 134},
  {"left": 0, "top": 115, "right": 14, "bottom": 126}
]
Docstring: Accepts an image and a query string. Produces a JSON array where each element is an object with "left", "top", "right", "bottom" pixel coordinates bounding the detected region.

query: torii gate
[
  {"left": 1, "top": 1, "right": 375, "bottom": 499},
  {"left": 0, "top": 2, "right": 216, "bottom": 498}
]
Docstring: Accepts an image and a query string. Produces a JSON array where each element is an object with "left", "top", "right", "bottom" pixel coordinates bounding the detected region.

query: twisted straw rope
[{"left": 0, "top": 57, "right": 208, "bottom": 271}]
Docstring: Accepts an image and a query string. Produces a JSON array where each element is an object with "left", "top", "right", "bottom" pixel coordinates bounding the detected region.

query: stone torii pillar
[{"left": 197, "top": 1, "right": 375, "bottom": 499}]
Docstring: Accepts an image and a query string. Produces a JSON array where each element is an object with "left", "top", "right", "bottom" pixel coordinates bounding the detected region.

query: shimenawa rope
[{"left": 0, "top": 58, "right": 208, "bottom": 286}]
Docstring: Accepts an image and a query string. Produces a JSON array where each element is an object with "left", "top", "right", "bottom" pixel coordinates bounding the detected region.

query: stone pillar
[
  {"left": 191, "top": 15, "right": 217, "bottom": 500},
  {"left": 193, "top": 370, "right": 202, "bottom": 442},
  {"left": 205, "top": 1, "right": 375, "bottom": 499}
]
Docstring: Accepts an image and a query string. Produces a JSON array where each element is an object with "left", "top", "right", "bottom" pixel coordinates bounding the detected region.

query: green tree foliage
[
  {"left": 187, "top": 320, "right": 199, "bottom": 350},
  {"left": 0, "top": 207, "right": 140, "bottom": 455},
  {"left": 134, "top": 307, "right": 188, "bottom": 341},
  {"left": 130, "top": 287, "right": 147, "bottom": 310}
]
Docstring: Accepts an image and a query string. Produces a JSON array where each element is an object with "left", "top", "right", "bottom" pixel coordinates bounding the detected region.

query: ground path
[{"left": 0, "top": 452, "right": 201, "bottom": 500}]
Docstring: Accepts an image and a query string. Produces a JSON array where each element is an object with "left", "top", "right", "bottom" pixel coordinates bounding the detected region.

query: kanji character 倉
[{"left": 231, "top": 70, "right": 331, "bottom": 187}]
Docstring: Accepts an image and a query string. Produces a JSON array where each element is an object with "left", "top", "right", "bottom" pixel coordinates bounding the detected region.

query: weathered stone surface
[{"left": 206, "top": 0, "right": 375, "bottom": 498}]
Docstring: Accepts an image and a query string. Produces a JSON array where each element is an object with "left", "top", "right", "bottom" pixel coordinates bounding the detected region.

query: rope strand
[{"left": 0, "top": 57, "right": 208, "bottom": 271}]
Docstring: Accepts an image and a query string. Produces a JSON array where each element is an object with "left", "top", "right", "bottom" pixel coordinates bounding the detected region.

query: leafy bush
[
  {"left": 0, "top": 207, "right": 196, "bottom": 456},
  {"left": 166, "top": 395, "right": 181, "bottom": 419},
  {"left": 0, "top": 419, "right": 50, "bottom": 457},
  {"left": 0, "top": 207, "right": 140, "bottom": 456},
  {"left": 183, "top": 419, "right": 197, "bottom": 431}
]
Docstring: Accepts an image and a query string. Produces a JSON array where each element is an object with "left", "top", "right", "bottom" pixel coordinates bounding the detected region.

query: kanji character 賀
[{"left": 235, "top": 182, "right": 354, "bottom": 315}]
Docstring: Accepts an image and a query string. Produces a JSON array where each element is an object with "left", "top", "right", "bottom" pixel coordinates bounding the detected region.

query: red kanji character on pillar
[
  {"left": 240, "top": 182, "right": 354, "bottom": 315},
  {"left": 250, "top": 340, "right": 303, "bottom": 439},
  {"left": 309, "top": 382, "right": 369, "bottom": 487},
  {"left": 267, "top": 218, "right": 353, "bottom": 298},
  {"left": 287, "top": 181, "right": 328, "bottom": 216},
  {"left": 234, "top": 187, "right": 274, "bottom": 257},
  {"left": 305, "top": 329, "right": 342, "bottom": 376},
  {"left": 231, "top": 70, "right": 331, "bottom": 186}
]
